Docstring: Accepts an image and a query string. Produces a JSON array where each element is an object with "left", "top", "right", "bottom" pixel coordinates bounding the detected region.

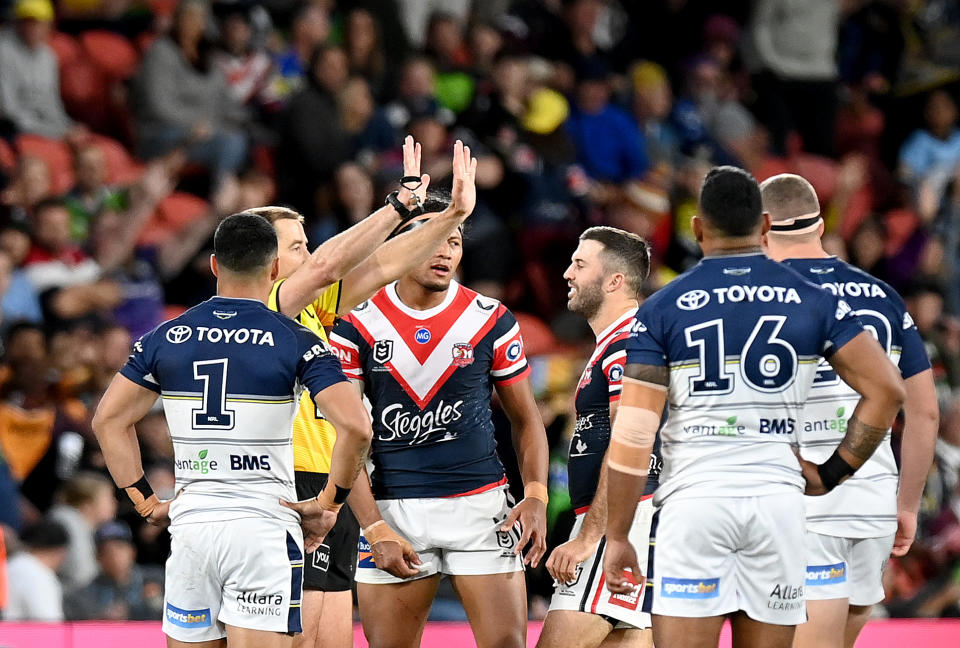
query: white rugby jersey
[
  {"left": 626, "top": 253, "right": 865, "bottom": 504},
  {"left": 120, "top": 297, "right": 347, "bottom": 526},
  {"left": 786, "top": 258, "right": 930, "bottom": 537}
]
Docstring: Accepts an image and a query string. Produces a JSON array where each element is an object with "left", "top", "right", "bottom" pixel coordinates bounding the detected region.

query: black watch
[{"left": 385, "top": 191, "right": 423, "bottom": 222}]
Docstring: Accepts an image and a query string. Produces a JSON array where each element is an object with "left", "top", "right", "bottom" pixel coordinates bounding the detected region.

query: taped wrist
[
  {"left": 607, "top": 406, "right": 660, "bottom": 475},
  {"left": 124, "top": 475, "right": 160, "bottom": 518},
  {"left": 364, "top": 520, "right": 410, "bottom": 549},
  {"left": 817, "top": 451, "right": 856, "bottom": 492},
  {"left": 524, "top": 481, "right": 549, "bottom": 504},
  {"left": 315, "top": 484, "right": 349, "bottom": 512}
]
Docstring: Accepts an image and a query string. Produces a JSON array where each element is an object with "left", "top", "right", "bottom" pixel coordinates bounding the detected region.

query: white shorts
[
  {"left": 162, "top": 518, "right": 304, "bottom": 642},
  {"left": 804, "top": 532, "right": 893, "bottom": 606},
  {"left": 355, "top": 486, "right": 524, "bottom": 584},
  {"left": 652, "top": 492, "right": 807, "bottom": 626},
  {"left": 548, "top": 497, "right": 654, "bottom": 629}
]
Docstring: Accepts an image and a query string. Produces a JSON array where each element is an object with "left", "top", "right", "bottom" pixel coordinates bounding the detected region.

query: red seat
[
  {"left": 80, "top": 31, "right": 139, "bottom": 80},
  {"left": 59, "top": 58, "right": 108, "bottom": 127},
  {"left": 0, "top": 138, "right": 15, "bottom": 172},
  {"left": 49, "top": 32, "right": 81, "bottom": 69},
  {"left": 138, "top": 192, "right": 210, "bottom": 245},
  {"left": 88, "top": 134, "right": 144, "bottom": 186},
  {"left": 17, "top": 134, "right": 74, "bottom": 194}
]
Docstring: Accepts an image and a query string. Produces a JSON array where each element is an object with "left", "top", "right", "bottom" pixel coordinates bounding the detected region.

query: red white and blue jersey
[
  {"left": 570, "top": 308, "right": 662, "bottom": 512},
  {"left": 330, "top": 281, "right": 530, "bottom": 499}
]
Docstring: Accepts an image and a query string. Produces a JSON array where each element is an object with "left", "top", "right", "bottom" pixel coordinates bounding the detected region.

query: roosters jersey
[
  {"left": 569, "top": 308, "right": 662, "bottom": 511},
  {"left": 120, "top": 296, "right": 347, "bottom": 526},
  {"left": 268, "top": 278, "right": 341, "bottom": 474},
  {"left": 785, "top": 257, "right": 930, "bottom": 537},
  {"left": 626, "top": 253, "right": 865, "bottom": 504},
  {"left": 330, "top": 281, "right": 530, "bottom": 499}
]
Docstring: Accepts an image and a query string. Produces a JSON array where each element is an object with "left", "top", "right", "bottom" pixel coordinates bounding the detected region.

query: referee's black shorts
[{"left": 295, "top": 471, "right": 359, "bottom": 592}]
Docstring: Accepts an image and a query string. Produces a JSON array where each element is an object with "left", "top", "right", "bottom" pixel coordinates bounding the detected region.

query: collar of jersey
[
  {"left": 209, "top": 295, "right": 268, "bottom": 305},
  {"left": 595, "top": 306, "right": 638, "bottom": 342},
  {"left": 700, "top": 251, "right": 766, "bottom": 261},
  {"left": 385, "top": 279, "right": 460, "bottom": 320}
]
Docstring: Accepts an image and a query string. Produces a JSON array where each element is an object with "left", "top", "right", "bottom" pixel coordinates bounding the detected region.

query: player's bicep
[
  {"left": 494, "top": 376, "right": 540, "bottom": 428},
  {"left": 827, "top": 331, "right": 902, "bottom": 402},
  {"left": 608, "top": 372, "right": 666, "bottom": 475},
  {"left": 94, "top": 373, "right": 160, "bottom": 428},
  {"left": 312, "top": 381, "right": 370, "bottom": 437}
]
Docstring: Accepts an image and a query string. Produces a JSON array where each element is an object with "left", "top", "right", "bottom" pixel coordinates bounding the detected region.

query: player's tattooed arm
[
  {"left": 840, "top": 415, "right": 889, "bottom": 463},
  {"left": 623, "top": 363, "right": 668, "bottom": 388}
]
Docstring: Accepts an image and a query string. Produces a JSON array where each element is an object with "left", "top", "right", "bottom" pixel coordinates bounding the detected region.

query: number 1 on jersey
[{"left": 193, "top": 359, "right": 235, "bottom": 429}]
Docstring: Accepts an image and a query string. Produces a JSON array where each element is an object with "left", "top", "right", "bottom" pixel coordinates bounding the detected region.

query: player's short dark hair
[
  {"left": 580, "top": 226, "right": 651, "bottom": 297},
  {"left": 699, "top": 166, "right": 763, "bottom": 237},
  {"left": 759, "top": 174, "right": 820, "bottom": 223},
  {"left": 213, "top": 213, "right": 278, "bottom": 275},
  {"left": 20, "top": 519, "right": 69, "bottom": 550}
]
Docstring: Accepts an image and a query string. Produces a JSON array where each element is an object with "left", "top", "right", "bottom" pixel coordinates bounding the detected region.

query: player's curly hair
[{"left": 699, "top": 166, "right": 762, "bottom": 237}]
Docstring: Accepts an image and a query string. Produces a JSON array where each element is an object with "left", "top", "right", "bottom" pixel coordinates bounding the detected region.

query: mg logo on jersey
[
  {"left": 451, "top": 342, "right": 474, "bottom": 367},
  {"left": 676, "top": 289, "right": 710, "bottom": 311},
  {"left": 166, "top": 325, "right": 193, "bottom": 344},
  {"left": 414, "top": 328, "right": 431, "bottom": 344},
  {"left": 373, "top": 339, "right": 394, "bottom": 364}
]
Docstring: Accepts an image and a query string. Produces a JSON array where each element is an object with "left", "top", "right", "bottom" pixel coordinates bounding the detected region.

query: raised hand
[
  {"left": 396, "top": 134, "right": 431, "bottom": 209},
  {"left": 448, "top": 139, "right": 478, "bottom": 218}
]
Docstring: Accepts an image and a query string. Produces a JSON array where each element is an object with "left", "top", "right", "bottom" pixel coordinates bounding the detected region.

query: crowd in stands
[{"left": 1, "top": 0, "right": 960, "bottom": 622}]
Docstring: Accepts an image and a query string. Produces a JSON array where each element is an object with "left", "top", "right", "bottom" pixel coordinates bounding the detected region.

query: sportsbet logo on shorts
[
  {"left": 165, "top": 603, "right": 212, "bottom": 628},
  {"left": 806, "top": 562, "right": 847, "bottom": 586},
  {"left": 661, "top": 577, "right": 720, "bottom": 599}
]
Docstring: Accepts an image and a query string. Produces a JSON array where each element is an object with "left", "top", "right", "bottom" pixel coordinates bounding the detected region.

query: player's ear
[
  {"left": 760, "top": 212, "right": 772, "bottom": 236},
  {"left": 210, "top": 254, "right": 219, "bottom": 278},
  {"left": 818, "top": 220, "right": 825, "bottom": 238},
  {"left": 608, "top": 272, "right": 625, "bottom": 293},
  {"left": 691, "top": 215, "right": 703, "bottom": 243},
  {"left": 270, "top": 256, "right": 279, "bottom": 282}
]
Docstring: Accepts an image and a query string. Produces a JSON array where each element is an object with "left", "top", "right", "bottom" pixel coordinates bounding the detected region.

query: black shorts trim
[{"left": 295, "top": 471, "right": 360, "bottom": 592}]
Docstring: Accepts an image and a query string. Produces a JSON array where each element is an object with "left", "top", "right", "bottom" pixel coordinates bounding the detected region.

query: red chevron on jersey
[
  {"left": 348, "top": 282, "right": 501, "bottom": 408},
  {"left": 576, "top": 309, "right": 635, "bottom": 400}
]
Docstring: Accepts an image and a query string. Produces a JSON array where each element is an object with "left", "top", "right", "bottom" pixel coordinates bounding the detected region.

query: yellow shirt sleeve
[
  {"left": 268, "top": 279, "right": 284, "bottom": 313},
  {"left": 313, "top": 280, "right": 342, "bottom": 328}
]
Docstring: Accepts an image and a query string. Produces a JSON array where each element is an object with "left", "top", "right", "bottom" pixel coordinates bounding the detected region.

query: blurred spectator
[
  {"left": 65, "top": 520, "right": 164, "bottom": 620},
  {"left": 131, "top": 0, "right": 248, "bottom": 190},
  {"left": 0, "top": 0, "right": 85, "bottom": 140},
  {"left": 48, "top": 471, "right": 116, "bottom": 592},
  {"left": 631, "top": 61, "right": 680, "bottom": 177},
  {"left": 277, "top": 44, "right": 351, "bottom": 216},
  {"left": 265, "top": 2, "right": 329, "bottom": 108},
  {"left": 344, "top": 7, "right": 391, "bottom": 101},
  {"left": 0, "top": 155, "right": 52, "bottom": 215},
  {"left": 899, "top": 90, "right": 960, "bottom": 205},
  {"left": 424, "top": 11, "right": 470, "bottom": 70},
  {"left": 564, "top": 59, "right": 648, "bottom": 185},
  {"left": 63, "top": 144, "right": 126, "bottom": 243},
  {"left": 399, "top": 0, "right": 471, "bottom": 48},
  {"left": 0, "top": 234, "right": 43, "bottom": 328},
  {"left": 746, "top": 0, "right": 840, "bottom": 156},
  {"left": 212, "top": 5, "right": 273, "bottom": 109},
  {"left": 384, "top": 57, "right": 454, "bottom": 133},
  {"left": 3, "top": 518, "right": 67, "bottom": 621},
  {"left": 340, "top": 76, "right": 395, "bottom": 167}
]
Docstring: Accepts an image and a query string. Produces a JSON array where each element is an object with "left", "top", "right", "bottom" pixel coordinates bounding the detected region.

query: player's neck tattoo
[{"left": 706, "top": 245, "right": 764, "bottom": 257}]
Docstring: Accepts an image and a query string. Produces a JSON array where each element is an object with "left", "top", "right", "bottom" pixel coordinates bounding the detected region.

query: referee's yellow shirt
[{"left": 268, "top": 278, "right": 341, "bottom": 474}]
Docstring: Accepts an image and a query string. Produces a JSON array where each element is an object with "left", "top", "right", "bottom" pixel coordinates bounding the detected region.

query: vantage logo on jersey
[{"left": 452, "top": 342, "right": 474, "bottom": 367}]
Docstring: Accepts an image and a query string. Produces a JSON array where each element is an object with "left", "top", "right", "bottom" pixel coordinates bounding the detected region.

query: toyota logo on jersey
[
  {"left": 166, "top": 325, "right": 193, "bottom": 344},
  {"left": 452, "top": 342, "right": 474, "bottom": 367},
  {"left": 676, "top": 289, "right": 710, "bottom": 311}
]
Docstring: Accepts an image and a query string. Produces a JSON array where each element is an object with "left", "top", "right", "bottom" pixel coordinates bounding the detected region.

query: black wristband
[
  {"left": 333, "top": 485, "right": 351, "bottom": 504},
  {"left": 124, "top": 474, "right": 155, "bottom": 500},
  {"left": 817, "top": 451, "right": 856, "bottom": 492},
  {"left": 385, "top": 191, "right": 423, "bottom": 222}
]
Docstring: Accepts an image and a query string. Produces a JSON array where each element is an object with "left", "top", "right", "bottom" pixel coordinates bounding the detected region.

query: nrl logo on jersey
[
  {"left": 451, "top": 342, "right": 474, "bottom": 367},
  {"left": 373, "top": 340, "right": 393, "bottom": 364}
]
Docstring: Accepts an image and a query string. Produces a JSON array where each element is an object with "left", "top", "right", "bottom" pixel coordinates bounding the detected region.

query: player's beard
[{"left": 568, "top": 276, "right": 605, "bottom": 320}]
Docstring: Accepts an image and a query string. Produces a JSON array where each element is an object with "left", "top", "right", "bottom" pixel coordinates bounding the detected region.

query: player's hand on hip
[
  {"left": 280, "top": 498, "right": 338, "bottom": 553},
  {"left": 397, "top": 134, "right": 430, "bottom": 207},
  {"left": 145, "top": 498, "right": 172, "bottom": 526},
  {"left": 372, "top": 537, "right": 422, "bottom": 579},
  {"left": 793, "top": 446, "right": 828, "bottom": 495},
  {"left": 892, "top": 510, "right": 918, "bottom": 557},
  {"left": 603, "top": 537, "right": 642, "bottom": 595},
  {"left": 502, "top": 497, "right": 547, "bottom": 568},
  {"left": 546, "top": 534, "right": 599, "bottom": 584}
]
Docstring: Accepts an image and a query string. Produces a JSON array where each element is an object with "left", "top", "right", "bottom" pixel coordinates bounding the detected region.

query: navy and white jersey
[
  {"left": 330, "top": 281, "right": 529, "bottom": 500},
  {"left": 569, "top": 308, "right": 662, "bottom": 512},
  {"left": 785, "top": 257, "right": 931, "bottom": 537},
  {"left": 626, "top": 253, "right": 865, "bottom": 504},
  {"left": 120, "top": 296, "right": 347, "bottom": 526}
]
